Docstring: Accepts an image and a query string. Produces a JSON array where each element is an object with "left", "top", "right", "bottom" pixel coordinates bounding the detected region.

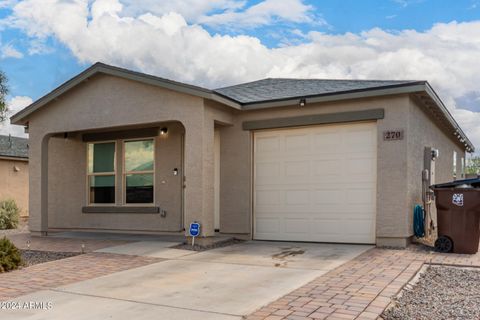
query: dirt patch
[
  {"left": 272, "top": 248, "right": 305, "bottom": 259},
  {"left": 172, "top": 238, "right": 244, "bottom": 252},
  {"left": 272, "top": 248, "right": 305, "bottom": 267}
]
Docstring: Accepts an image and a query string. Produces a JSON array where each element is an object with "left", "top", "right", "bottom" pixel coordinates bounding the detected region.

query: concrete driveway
[{"left": 2, "top": 241, "right": 371, "bottom": 319}]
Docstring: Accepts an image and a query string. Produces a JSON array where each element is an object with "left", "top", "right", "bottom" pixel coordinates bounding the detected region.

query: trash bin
[{"left": 431, "top": 178, "right": 480, "bottom": 254}]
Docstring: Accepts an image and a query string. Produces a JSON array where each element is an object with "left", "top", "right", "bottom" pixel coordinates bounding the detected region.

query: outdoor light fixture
[
  {"left": 299, "top": 98, "right": 306, "bottom": 107},
  {"left": 160, "top": 127, "right": 168, "bottom": 135}
]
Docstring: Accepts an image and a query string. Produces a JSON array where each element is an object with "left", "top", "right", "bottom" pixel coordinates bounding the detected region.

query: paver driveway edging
[
  {"left": 0, "top": 252, "right": 162, "bottom": 301},
  {"left": 246, "top": 246, "right": 480, "bottom": 320}
]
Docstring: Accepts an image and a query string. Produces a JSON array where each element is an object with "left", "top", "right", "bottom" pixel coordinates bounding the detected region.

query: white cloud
[
  {"left": 452, "top": 107, "right": 480, "bottom": 153},
  {"left": 197, "top": 0, "right": 320, "bottom": 28},
  {"left": 0, "top": 0, "right": 18, "bottom": 9},
  {"left": 0, "top": 96, "right": 32, "bottom": 137},
  {"left": 392, "top": 0, "right": 423, "bottom": 7},
  {"left": 1, "top": 43, "right": 23, "bottom": 59},
  {"left": 120, "top": 0, "right": 246, "bottom": 23},
  {"left": 3, "top": 0, "right": 480, "bottom": 150}
]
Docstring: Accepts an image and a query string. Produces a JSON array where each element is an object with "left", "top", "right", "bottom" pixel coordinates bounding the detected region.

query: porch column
[
  {"left": 28, "top": 133, "right": 51, "bottom": 235},
  {"left": 183, "top": 118, "right": 216, "bottom": 237}
]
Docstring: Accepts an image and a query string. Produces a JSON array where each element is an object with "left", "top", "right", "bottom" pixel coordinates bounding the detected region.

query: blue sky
[
  {"left": 0, "top": 0, "right": 480, "bottom": 148},
  {"left": 1, "top": 0, "right": 479, "bottom": 100}
]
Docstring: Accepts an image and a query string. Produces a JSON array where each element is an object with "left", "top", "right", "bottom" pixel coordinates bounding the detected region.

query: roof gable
[{"left": 10, "top": 63, "right": 241, "bottom": 125}]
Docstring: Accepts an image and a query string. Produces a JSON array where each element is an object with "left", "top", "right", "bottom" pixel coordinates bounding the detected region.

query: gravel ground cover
[
  {"left": 382, "top": 265, "right": 480, "bottom": 320},
  {"left": 0, "top": 220, "right": 29, "bottom": 237},
  {"left": 20, "top": 250, "right": 80, "bottom": 267}
]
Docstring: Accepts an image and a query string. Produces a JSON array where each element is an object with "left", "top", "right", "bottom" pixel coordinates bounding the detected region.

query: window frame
[
  {"left": 86, "top": 140, "right": 117, "bottom": 206},
  {"left": 122, "top": 137, "right": 156, "bottom": 206}
]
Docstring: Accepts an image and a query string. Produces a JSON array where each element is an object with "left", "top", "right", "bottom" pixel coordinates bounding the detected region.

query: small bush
[
  {"left": 0, "top": 199, "right": 20, "bottom": 230},
  {"left": 0, "top": 237, "right": 22, "bottom": 272}
]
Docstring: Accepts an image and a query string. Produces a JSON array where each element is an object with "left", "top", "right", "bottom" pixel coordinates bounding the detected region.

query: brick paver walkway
[
  {"left": 0, "top": 252, "right": 161, "bottom": 301},
  {"left": 246, "top": 246, "right": 480, "bottom": 320}
]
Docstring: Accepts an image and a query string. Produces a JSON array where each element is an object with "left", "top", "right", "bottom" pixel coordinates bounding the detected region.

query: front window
[
  {"left": 87, "top": 142, "right": 116, "bottom": 204},
  {"left": 124, "top": 139, "right": 155, "bottom": 204}
]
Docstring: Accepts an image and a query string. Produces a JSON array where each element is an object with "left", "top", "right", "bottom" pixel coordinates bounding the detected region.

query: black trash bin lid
[{"left": 431, "top": 177, "right": 480, "bottom": 189}]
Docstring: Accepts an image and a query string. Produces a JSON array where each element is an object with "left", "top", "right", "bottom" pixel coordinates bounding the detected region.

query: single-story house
[
  {"left": 0, "top": 134, "right": 29, "bottom": 217},
  {"left": 11, "top": 63, "right": 474, "bottom": 247}
]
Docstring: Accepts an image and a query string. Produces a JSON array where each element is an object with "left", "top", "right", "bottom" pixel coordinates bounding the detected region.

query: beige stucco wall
[
  {"left": 405, "top": 96, "right": 465, "bottom": 240},
  {"left": 218, "top": 95, "right": 466, "bottom": 246},
  {"left": 0, "top": 158, "right": 29, "bottom": 217},
  {"left": 219, "top": 96, "right": 412, "bottom": 242},
  {"left": 24, "top": 72, "right": 468, "bottom": 245},
  {"left": 27, "top": 74, "right": 233, "bottom": 236}
]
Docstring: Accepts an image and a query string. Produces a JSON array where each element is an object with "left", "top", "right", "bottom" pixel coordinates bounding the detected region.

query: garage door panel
[
  {"left": 313, "top": 189, "right": 344, "bottom": 204},
  {"left": 256, "top": 190, "right": 282, "bottom": 205},
  {"left": 347, "top": 157, "right": 375, "bottom": 175},
  {"left": 284, "top": 218, "right": 310, "bottom": 234},
  {"left": 346, "top": 188, "right": 375, "bottom": 204},
  {"left": 255, "top": 136, "right": 280, "bottom": 154},
  {"left": 313, "top": 159, "right": 342, "bottom": 176},
  {"left": 255, "top": 218, "right": 280, "bottom": 234},
  {"left": 285, "top": 161, "right": 310, "bottom": 177},
  {"left": 254, "top": 122, "right": 377, "bottom": 244},
  {"left": 255, "top": 162, "right": 280, "bottom": 179},
  {"left": 285, "top": 134, "right": 311, "bottom": 152},
  {"left": 285, "top": 189, "right": 310, "bottom": 205},
  {"left": 313, "top": 132, "right": 339, "bottom": 148}
]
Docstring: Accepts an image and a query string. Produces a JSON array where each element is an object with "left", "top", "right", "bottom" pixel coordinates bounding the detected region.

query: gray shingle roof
[
  {"left": 0, "top": 135, "right": 28, "bottom": 159},
  {"left": 214, "top": 78, "right": 422, "bottom": 104}
]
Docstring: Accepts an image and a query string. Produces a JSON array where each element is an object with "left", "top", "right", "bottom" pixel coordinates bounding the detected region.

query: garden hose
[{"left": 413, "top": 204, "right": 425, "bottom": 238}]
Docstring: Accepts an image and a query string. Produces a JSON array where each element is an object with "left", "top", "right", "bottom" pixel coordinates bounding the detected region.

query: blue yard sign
[{"left": 189, "top": 222, "right": 200, "bottom": 246}]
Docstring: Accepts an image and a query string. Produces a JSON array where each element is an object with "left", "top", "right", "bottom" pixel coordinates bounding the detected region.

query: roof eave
[
  {"left": 241, "top": 83, "right": 426, "bottom": 110},
  {"left": 240, "top": 82, "right": 474, "bottom": 152},
  {"left": 0, "top": 155, "right": 28, "bottom": 161},
  {"left": 423, "top": 83, "right": 475, "bottom": 152}
]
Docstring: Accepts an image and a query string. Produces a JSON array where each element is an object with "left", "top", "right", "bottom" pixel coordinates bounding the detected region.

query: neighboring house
[
  {"left": 0, "top": 134, "right": 29, "bottom": 217},
  {"left": 11, "top": 63, "right": 474, "bottom": 247}
]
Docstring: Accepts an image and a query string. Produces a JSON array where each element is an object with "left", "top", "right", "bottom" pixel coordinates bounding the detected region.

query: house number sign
[{"left": 383, "top": 130, "right": 404, "bottom": 141}]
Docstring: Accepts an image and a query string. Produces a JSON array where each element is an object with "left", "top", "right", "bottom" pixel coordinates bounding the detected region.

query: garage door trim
[
  {"left": 252, "top": 121, "right": 378, "bottom": 243},
  {"left": 243, "top": 109, "right": 384, "bottom": 130}
]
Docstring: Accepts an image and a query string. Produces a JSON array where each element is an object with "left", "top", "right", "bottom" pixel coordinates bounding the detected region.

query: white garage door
[{"left": 254, "top": 122, "right": 377, "bottom": 244}]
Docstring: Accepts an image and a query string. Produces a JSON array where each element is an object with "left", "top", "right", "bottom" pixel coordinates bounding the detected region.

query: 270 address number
[{"left": 383, "top": 130, "right": 404, "bottom": 141}]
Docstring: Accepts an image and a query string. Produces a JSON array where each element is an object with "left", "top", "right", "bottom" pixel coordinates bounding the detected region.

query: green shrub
[
  {"left": 0, "top": 237, "right": 22, "bottom": 272},
  {"left": 0, "top": 199, "right": 20, "bottom": 230}
]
